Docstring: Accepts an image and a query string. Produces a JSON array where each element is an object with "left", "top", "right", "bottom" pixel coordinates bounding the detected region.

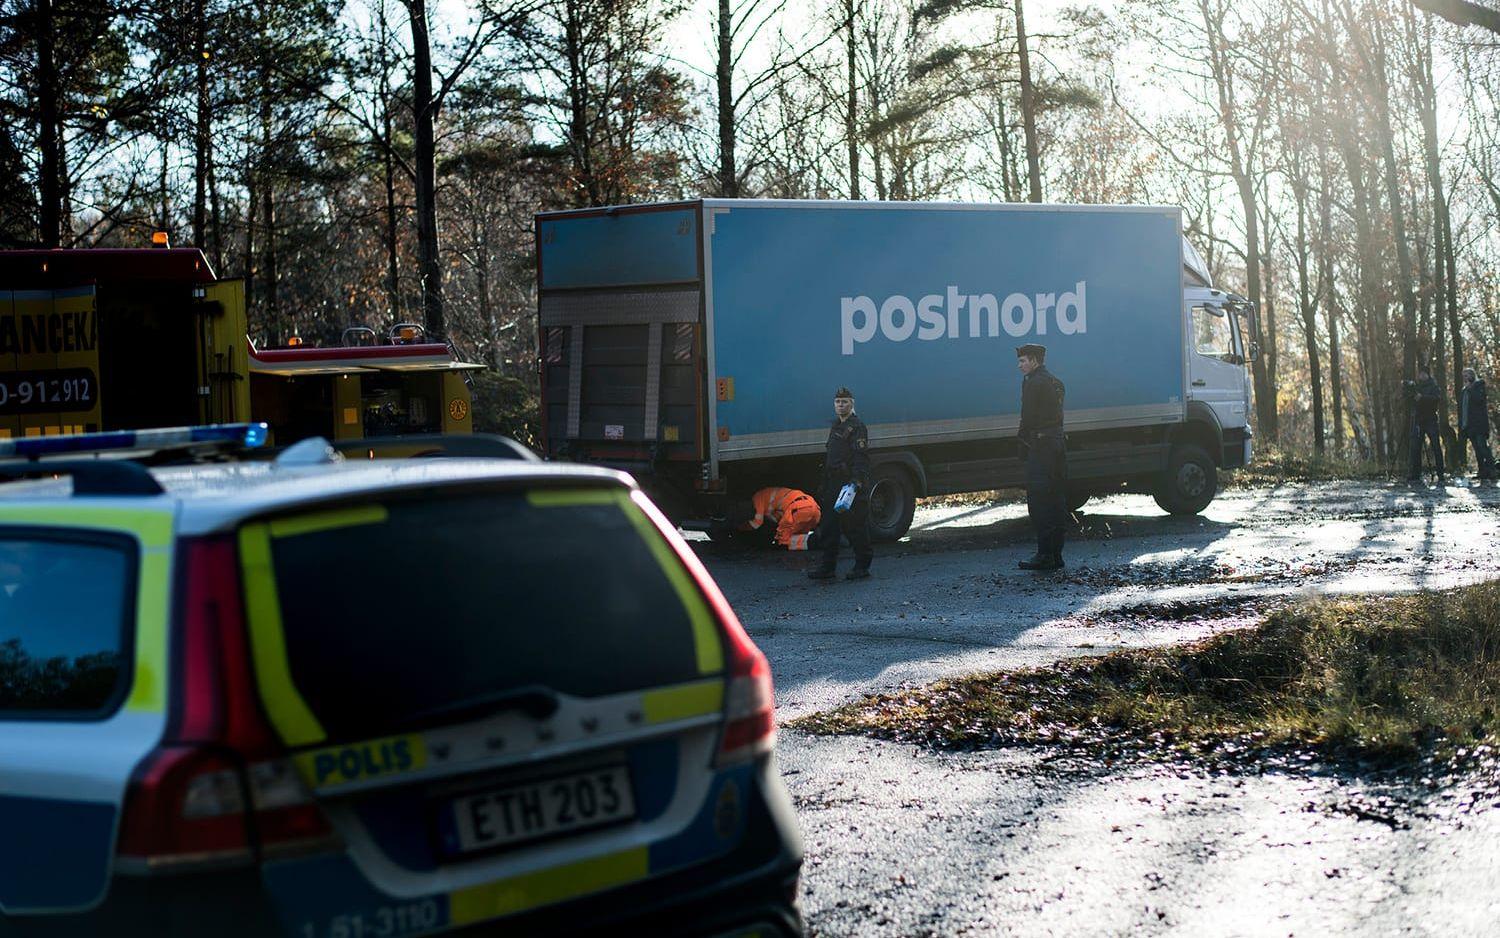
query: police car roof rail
[
  {"left": 0, "top": 459, "right": 165, "bottom": 496},
  {"left": 329, "top": 433, "right": 539, "bottom": 461}
]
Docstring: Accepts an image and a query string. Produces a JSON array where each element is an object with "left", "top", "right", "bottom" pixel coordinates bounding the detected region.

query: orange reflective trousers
[{"left": 743, "top": 486, "right": 822, "bottom": 549}]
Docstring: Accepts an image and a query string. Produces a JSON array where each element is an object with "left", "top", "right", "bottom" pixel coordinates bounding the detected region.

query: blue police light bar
[{"left": 0, "top": 423, "right": 270, "bottom": 460}]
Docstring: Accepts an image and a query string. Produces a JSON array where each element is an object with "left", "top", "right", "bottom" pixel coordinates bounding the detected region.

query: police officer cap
[
  {"left": 834, "top": 386, "right": 855, "bottom": 399},
  {"left": 1016, "top": 343, "right": 1047, "bottom": 360}
]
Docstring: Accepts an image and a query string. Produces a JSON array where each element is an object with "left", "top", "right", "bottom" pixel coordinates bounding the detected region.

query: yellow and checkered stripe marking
[
  {"left": 268, "top": 504, "right": 388, "bottom": 539},
  {"left": 240, "top": 504, "right": 391, "bottom": 747},
  {"left": 642, "top": 678, "right": 725, "bottom": 724},
  {"left": 0, "top": 506, "right": 174, "bottom": 714},
  {"left": 529, "top": 487, "right": 724, "bottom": 675},
  {"left": 239, "top": 522, "right": 328, "bottom": 746},
  {"left": 448, "top": 847, "right": 649, "bottom": 925}
]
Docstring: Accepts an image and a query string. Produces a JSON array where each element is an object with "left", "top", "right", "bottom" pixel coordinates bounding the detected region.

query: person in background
[
  {"left": 1406, "top": 364, "right": 1445, "bottom": 485},
  {"left": 1016, "top": 344, "right": 1068, "bottom": 571},
  {"left": 1459, "top": 367, "right": 1496, "bottom": 481},
  {"left": 807, "top": 387, "right": 873, "bottom": 580},
  {"left": 740, "top": 486, "right": 822, "bottom": 550}
]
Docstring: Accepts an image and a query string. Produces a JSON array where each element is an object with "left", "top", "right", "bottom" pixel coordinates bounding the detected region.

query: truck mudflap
[{"left": 1221, "top": 426, "right": 1251, "bottom": 469}]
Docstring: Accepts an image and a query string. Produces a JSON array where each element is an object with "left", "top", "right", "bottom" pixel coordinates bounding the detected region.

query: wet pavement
[{"left": 691, "top": 480, "right": 1500, "bottom": 935}]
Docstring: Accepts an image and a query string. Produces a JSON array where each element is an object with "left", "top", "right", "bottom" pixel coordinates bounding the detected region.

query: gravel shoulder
[
  {"left": 690, "top": 481, "right": 1500, "bottom": 935},
  {"left": 782, "top": 732, "right": 1500, "bottom": 937}
]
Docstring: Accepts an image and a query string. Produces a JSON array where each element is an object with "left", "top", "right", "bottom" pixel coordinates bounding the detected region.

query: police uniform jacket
[
  {"left": 822, "top": 414, "right": 871, "bottom": 487},
  {"left": 1461, "top": 380, "right": 1490, "bottom": 439},
  {"left": 1019, "top": 366, "right": 1065, "bottom": 441},
  {"left": 1413, "top": 376, "right": 1442, "bottom": 425}
]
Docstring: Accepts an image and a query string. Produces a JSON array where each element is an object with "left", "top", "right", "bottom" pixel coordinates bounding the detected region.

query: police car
[{"left": 0, "top": 426, "right": 802, "bottom": 937}]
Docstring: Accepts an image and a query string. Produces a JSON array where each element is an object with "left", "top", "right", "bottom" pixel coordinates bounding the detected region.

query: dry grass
[
  {"left": 794, "top": 584, "right": 1500, "bottom": 762},
  {"left": 1230, "top": 443, "right": 1396, "bottom": 486}
]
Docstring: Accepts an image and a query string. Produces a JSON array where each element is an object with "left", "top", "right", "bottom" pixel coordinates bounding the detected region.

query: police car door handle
[
  {"left": 398, "top": 685, "right": 561, "bottom": 731},
  {"left": 1191, "top": 379, "right": 1207, "bottom": 386}
]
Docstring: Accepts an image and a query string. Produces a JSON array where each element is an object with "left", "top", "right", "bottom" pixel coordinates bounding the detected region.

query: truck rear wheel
[
  {"left": 866, "top": 464, "right": 916, "bottom": 542},
  {"left": 1153, "top": 444, "right": 1217, "bottom": 515}
]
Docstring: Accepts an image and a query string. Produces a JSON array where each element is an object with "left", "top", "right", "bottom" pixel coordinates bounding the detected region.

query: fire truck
[{"left": 0, "top": 246, "right": 483, "bottom": 446}]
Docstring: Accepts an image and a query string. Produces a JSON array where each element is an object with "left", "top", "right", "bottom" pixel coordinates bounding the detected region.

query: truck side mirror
[{"left": 1246, "top": 341, "right": 1260, "bottom": 362}]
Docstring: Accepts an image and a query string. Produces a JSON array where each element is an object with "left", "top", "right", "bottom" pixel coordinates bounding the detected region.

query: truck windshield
[{"left": 250, "top": 488, "right": 712, "bottom": 742}]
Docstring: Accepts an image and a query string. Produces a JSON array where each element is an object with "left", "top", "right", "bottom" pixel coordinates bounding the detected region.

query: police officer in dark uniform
[
  {"left": 808, "top": 387, "right": 874, "bottom": 580},
  {"left": 1406, "top": 364, "right": 1445, "bottom": 484},
  {"left": 1459, "top": 368, "right": 1495, "bottom": 481},
  {"left": 1016, "top": 344, "right": 1067, "bottom": 571}
]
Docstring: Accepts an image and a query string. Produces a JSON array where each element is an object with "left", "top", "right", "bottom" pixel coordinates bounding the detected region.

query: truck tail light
[
  {"left": 627, "top": 491, "right": 777, "bottom": 766},
  {"left": 117, "top": 538, "right": 336, "bottom": 872}
]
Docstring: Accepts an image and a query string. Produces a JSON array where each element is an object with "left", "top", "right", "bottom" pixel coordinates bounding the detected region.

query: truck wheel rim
[
  {"left": 1178, "top": 463, "right": 1207, "bottom": 497},
  {"left": 868, "top": 479, "right": 901, "bottom": 528}
]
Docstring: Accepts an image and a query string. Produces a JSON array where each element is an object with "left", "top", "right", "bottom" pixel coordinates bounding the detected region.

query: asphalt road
[{"left": 692, "top": 480, "right": 1500, "bottom": 936}]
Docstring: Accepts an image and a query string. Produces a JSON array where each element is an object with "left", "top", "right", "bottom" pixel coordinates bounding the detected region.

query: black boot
[
  {"left": 845, "top": 563, "right": 871, "bottom": 580},
  {"left": 1018, "top": 553, "right": 1050, "bottom": 570},
  {"left": 807, "top": 558, "right": 837, "bottom": 580}
]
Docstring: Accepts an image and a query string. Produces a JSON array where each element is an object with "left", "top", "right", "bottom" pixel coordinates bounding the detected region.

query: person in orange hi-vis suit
[{"left": 740, "top": 486, "right": 822, "bottom": 550}]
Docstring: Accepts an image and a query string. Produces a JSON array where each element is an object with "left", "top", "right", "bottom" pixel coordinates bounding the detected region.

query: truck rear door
[{"left": 537, "top": 205, "right": 705, "bottom": 465}]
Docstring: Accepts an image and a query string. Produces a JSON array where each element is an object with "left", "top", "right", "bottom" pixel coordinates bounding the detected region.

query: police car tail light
[
  {"left": 717, "top": 643, "right": 775, "bottom": 767},
  {"left": 118, "top": 747, "right": 254, "bottom": 867},
  {"left": 118, "top": 537, "right": 333, "bottom": 870},
  {"left": 626, "top": 490, "right": 777, "bottom": 765}
]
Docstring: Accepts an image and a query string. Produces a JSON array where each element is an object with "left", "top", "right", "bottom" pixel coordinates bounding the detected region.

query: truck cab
[{"left": 1180, "top": 237, "right": 1256, "bottom": 474}]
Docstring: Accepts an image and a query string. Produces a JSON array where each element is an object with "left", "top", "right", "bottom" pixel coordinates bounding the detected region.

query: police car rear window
[
  {"left": 261, "top": 489, "right": 709, "bottom": 741},
  {"left": 0, "top": 533, "right": 134, "bottom": 716}
]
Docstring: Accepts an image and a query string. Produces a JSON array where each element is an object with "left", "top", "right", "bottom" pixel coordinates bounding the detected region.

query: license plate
[{"left": 444, "top": 766, "right": 636, "bottom": 854}]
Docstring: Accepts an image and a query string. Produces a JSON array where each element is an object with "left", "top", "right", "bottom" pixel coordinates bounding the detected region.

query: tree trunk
[
  {"left": 406, "top": 0, "right": 446, "bottom": 338},
  {"left": 1412, "top": 16, "right": 1463, "bottom": 418},
  {"left": 716, "top": 0, "right": 737, "bottom": 197},
  {"left": 208, "top": 153, "right": 223, "bottom": 270},
  {"left": 845, "top": 0, "right": 860, "bottom": 200},
  {"left": 993, "top": 79, "right": 1018, "bottom": 202},
  {"left": 1317, "top": 133, "right": 1343, "bottom": 452},
  {"left": 192, "top": 0, "right": 209, "bottom": 248},
  {"left": 1198, "top": 0, "right": 1273, "bottom": 440},
  {"left": 243, "top": 166, "right": 256, "bottom": 318},
  {"left": 1293, "top": 167, "right": 1324, "bottom": 453},
  {"left": 36, "top": 0, "right": 62, "bottom": 247},
  {"left": 1259, "top": 193, "right": 1279, "bottom": 424},
  {"left": 563, "top": 0, "right": 595, "bottom": 205},
  {"left": 259, "top": 83, "right": 280, "bottom": 343},
  {"left": 1014, "top": 0, "right": 1042, "bottom": 203},
  {"left": 159, "top": 142, "right": 170, "bottom": 232},
  {"left": 379, "top": 7, "right": 400, "bottom": 321},
  {"left": 1357, "top": 15, "right": 1420, "bottom": 384}
]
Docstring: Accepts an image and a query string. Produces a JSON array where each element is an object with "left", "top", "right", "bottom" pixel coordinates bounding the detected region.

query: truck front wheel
[
  {"left": 866, "top": 464, "right": 917, "bottom": 542},
  {"left": 1154, "top": 444, "right": 1217, "bottom": 515}
]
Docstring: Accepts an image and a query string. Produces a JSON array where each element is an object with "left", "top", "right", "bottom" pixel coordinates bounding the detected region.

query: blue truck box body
[
  {"left": 537, "top": 200, "right": 1187, "bottom": 466},
  {"left": 701, "top": 202, "right": 1186, "bottom": 459}
]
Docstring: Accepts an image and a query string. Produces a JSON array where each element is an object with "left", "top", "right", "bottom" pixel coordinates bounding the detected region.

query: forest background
[{"left": 2, "top": 0, "right": 1498, "bottom": 460}]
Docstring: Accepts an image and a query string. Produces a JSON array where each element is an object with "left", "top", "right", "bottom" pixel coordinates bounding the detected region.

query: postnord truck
[{"left": 534, "top": 199, "right": 1257, "bottom": 541}]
